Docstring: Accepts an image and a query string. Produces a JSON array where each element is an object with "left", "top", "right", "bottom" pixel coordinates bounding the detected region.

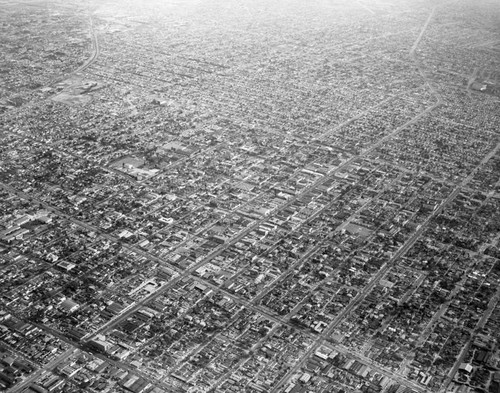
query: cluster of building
[
  {"left": 1, "top": 0, "right": 500, "bottom": 393},
  {"left": 0, "top": 0, "right": 89, "bottom": 113}
]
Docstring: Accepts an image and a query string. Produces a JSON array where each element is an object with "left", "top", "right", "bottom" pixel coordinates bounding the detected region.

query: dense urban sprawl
[{"left": 1, "top": 0, "right": 500, "bottom": 393}]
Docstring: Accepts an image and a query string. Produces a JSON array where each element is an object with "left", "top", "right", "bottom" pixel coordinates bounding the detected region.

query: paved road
[
  {"left": 72, "top": 11, "right": 100, "bottom": 75},
  {"left": 439, "top": 268, "right": 500, "bottom": 393},
  {"left": 409, "top": 7, "right": 436, "bottom": 57},
  {"left": 270, "top": 136, "right": 500, "bottom": 392},
  {"left": 328, "top": 343, "right": 428, "bottom": 393},
  {"left": 0, "top": 70, "right": 441, "bottom": 393},
  {"left": 7, "top": 347, "right": 77, "bottom": 393},
  {"left": 48, "top": 9, "right": 101, "bottom": 87}
]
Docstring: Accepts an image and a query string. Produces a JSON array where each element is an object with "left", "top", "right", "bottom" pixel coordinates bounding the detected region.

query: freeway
[
  {"left": 409, "top": 7, "right": 436, "bottom": 58},
  {"left": 48, "top": 8, "right": 101, "bottom": 87},
  {"left": 77, "top": 12, "right": 100, "bottom": 73}
]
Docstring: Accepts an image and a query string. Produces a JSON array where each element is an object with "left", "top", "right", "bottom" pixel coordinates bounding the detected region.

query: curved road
[
  {"left": 50, "top": 10, "right": 100, "bottom": 86},
  {"left": 74, "top": 12, "right": 100, "bottom": 74}
]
